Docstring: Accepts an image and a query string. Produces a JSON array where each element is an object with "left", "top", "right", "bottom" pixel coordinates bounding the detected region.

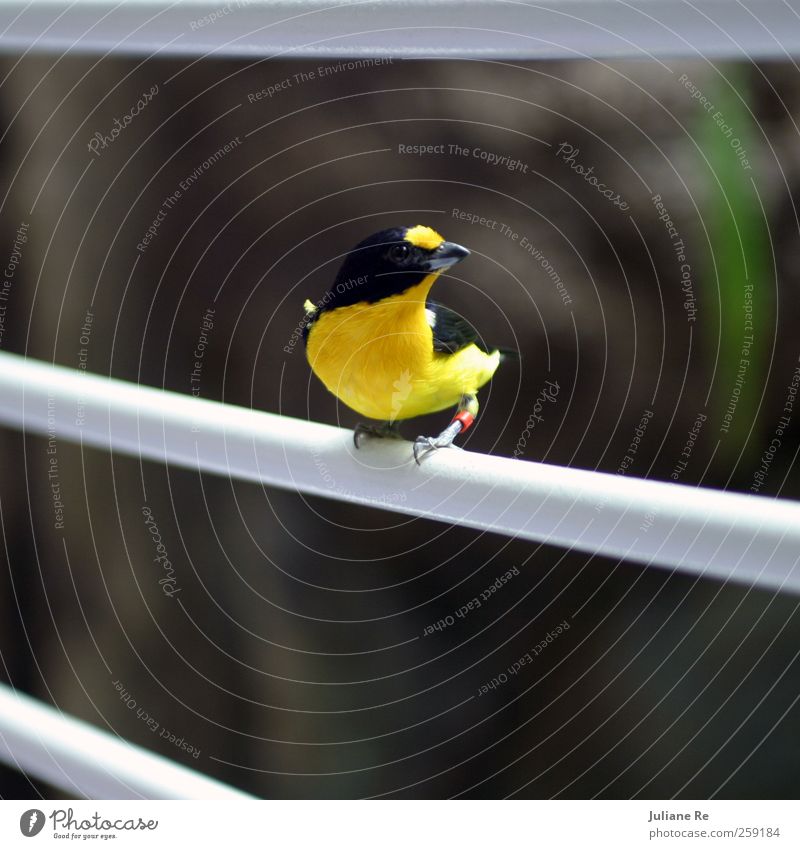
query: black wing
[{"left": 426, "top": 300, "right": 490, "bottom": 354}]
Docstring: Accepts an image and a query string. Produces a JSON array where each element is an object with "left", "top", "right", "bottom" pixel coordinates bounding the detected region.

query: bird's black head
[{"left": 311, "top": 225, "right": 470, "bottom": 313}]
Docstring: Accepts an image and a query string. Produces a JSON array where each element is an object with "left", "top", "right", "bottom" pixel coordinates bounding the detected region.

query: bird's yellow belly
[{"left": 305, "top": 299, "right": 500, "bottom": 421}]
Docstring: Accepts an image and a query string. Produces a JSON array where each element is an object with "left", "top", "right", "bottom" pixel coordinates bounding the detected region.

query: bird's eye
[{"left": 389, "top": 244, "right": 410, "bottom": 263}]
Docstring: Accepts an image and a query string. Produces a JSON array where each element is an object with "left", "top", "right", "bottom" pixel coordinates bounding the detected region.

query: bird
[{"left": 302, "top": 225, "right": 515, "bottom": 463}]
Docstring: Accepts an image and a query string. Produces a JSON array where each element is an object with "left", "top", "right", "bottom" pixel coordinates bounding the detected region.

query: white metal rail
[
  {"left": 0, "top": 351, "right": 797, "bottom": 596},
  {"left": 0, "top": 0, "right": 799, "bottom": 61},
  {"left": 0, "top": 682, "right": 252, "bottom": 799}
]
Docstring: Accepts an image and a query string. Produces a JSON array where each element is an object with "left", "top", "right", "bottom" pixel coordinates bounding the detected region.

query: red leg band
[{"left": 452, "top": 410, "right": 475, "bottom": 432}]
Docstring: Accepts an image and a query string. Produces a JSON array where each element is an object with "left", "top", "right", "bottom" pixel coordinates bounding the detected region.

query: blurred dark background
[{"left": 0, "top": 54, "right": 798, "bottom": 799}]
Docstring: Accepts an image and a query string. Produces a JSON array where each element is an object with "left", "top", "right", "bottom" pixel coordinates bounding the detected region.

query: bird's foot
[
  {"left": 353, "top": 421, "right": 404, "bottom": 449},
  {"left": 413, "top": 420, "right": 464, "bottom": 464}
]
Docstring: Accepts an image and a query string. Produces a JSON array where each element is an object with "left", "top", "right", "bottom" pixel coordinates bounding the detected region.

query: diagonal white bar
[
  {"left": 0, "top": 683, "right": 252, "bottom": 799},
  {"left": 0, "top": 351, "right": 798, "bottom": 594},
  {"left": 0, "top": 0, "right": 799, "bottom": 61}
]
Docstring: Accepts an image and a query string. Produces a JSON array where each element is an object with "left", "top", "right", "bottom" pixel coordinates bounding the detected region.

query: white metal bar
[
  {"left": 0, "top": 351, "right": 798, "bottom": 594},
  {"left": 0, "top": 0, "right": 799, "bottom": 61},
  {"left": 0, "top": 682, "right": 252, "bottom": 798}
]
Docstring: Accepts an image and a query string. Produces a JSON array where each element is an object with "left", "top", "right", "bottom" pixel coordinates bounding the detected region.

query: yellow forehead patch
[{"left": 404, "top": 225, "right": 444, "bottom": 251}]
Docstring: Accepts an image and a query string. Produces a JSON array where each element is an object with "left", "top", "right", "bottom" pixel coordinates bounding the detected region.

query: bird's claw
[
  {"left": 413, "top": 436, "right": 436, "bottom": 464},
  {"left": 413, "top": 419, "right": 466, "bottom": 464},
  {"left": 353, "top": 424, "right": 370, "bottom": 449},
  {"left": 354, "top": 421, "right": 403, "bottom": 449},
  {"left": 413, "top": 434, "right": 463, "bottom": 465}
]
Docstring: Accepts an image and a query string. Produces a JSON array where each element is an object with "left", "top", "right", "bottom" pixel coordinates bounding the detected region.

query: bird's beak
[{"left": 425, "top": 241, "right": 470, "bottom": 271}]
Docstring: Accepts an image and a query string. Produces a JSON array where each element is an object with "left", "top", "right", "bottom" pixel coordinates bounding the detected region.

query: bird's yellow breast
[{"left": 305, "top": 275, "right": 500, "bottom": 421}]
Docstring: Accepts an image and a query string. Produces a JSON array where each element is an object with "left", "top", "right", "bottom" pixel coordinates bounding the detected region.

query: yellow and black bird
[{"left": 302, "top": 225, "right": 515, "bottom": 462}]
